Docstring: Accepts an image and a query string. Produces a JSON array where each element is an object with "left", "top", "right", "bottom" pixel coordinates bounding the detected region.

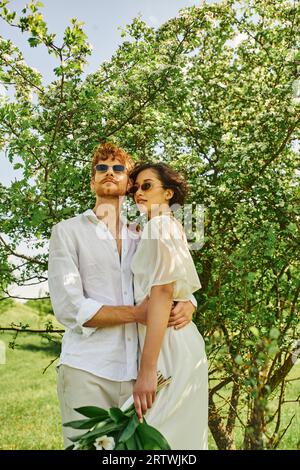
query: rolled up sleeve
[{"left": 48, "top": 223, "right": 103, "bottom": 337}]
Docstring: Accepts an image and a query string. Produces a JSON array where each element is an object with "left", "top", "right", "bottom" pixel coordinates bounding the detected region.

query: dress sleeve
[
  {"left": 142, "top": 217, "right": 201, "bottom": 296},
  {"left": 188, "top": 293, "right": 198, "bottom": 308}
]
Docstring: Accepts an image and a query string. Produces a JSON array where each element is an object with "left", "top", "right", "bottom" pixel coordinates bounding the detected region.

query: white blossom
[{"left": 94, "top": 435, "right": 115, "bottom": 450}]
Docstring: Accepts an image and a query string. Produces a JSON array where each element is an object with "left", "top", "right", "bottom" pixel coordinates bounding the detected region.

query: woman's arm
[{"left": 133, "top": 282, "right": 174, "bottom": 422}]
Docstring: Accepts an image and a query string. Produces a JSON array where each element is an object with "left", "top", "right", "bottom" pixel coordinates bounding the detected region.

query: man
[{"left": 48, "top": 142, "right": 196, "bottom": 448}]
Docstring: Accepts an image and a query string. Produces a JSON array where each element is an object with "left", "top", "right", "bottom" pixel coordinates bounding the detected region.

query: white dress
[{"left": 131, "top": 215, "right": 208, "bottom": 450}]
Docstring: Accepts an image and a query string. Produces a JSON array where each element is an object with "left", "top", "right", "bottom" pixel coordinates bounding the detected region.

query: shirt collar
[
  {"left": 82, "top": 208, "right": 140, "bottom": 238},
  {"left": 83, "top": 208, "right": 101, "bottom": 225}
]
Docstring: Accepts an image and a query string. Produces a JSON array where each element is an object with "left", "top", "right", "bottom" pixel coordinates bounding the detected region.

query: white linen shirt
[{"left": 48, "top": 209, "right": 140, "bottom": 381}]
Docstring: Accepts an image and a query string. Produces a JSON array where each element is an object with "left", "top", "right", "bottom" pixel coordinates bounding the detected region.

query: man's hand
[
  {"left": 133, "top": 296, "right": 149, "bottom": 325},
  {"left": 167, "top": 300, "right": 195, "bottom": 330}
]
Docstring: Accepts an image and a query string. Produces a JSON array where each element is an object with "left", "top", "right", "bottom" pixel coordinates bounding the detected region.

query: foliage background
[{"left": 0, "top": 0, "right": 299, "bottom": 449}]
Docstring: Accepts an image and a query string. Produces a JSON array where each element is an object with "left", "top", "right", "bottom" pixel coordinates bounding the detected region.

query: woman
[{"left": 129, "top": 162, "right": 208, "bottom": 450}]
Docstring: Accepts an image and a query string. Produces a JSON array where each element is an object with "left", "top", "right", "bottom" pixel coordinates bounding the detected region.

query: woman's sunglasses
[
  {"left": 128, "top": 182, "right": 164, "bottom": 194},
  {"left": 95, "top": 164, "right": 126, "bottom": 173}
]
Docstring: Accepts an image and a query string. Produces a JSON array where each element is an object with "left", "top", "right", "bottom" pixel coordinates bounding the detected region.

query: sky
[
  {"left": 0, "top": 0, "right": 216, "bottom": 301},
  {"left": 0, "top": 0, "right": 214, "bottom": 186}
]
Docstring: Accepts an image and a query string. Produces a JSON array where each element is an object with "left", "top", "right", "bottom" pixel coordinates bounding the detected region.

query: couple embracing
[{"left": 48, "top": 142, "right": 208, "bottom": 450}]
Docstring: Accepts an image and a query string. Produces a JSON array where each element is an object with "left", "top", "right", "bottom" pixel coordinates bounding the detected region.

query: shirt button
[
  {"left": 127, "top": 337, "right": 132, "bottom": 342},
  {"left": 124, "top": 291, "right": 127, "bottom": 295}
]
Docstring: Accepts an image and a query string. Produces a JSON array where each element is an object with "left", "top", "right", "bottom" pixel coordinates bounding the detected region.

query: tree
[{"left": 0, "top": 0, "right": 299, "bottom": 449}]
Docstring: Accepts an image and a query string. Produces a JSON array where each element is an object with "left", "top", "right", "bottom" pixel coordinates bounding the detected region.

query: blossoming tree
[{"left": 0, "top": 0, "right": 299, "bottom": 449}]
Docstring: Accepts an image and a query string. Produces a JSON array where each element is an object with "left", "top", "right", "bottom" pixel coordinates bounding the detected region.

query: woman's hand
[
  {"left": 167, "top": 300, "right": 195, "bottom": 330},
  {"left": 133, "top": 368, "right": 157, "bottom": 422}
]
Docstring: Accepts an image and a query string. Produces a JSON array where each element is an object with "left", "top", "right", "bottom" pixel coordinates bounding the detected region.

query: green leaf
[
  {"left": 136, "top": 419, "right": 171, "bottom": 450},
  {"left": 63, "top": 417, "right": 101, "bottom": 429},
  {"left": 74, "top": 406, "right": 109, "bottom": 419},
  {"left": 65, "top": 444, "right": 75, "bottom": 450},
  {"left": 108, "top": 407, "right": 128, "bottom": 424},
  {"left": 69, "top": 421, "right": 123, "bottom": 443},
  {"left": 115, "top": 441, "right": 126, "bottom": 450},
  {"left": 125, "top": 434, "right": 138, "bottom": 450},
  {"left": 133, "top": 429, "right": 144, "bottom": 450},
  {"left": 269, "top": 327, "right": 280, "bottom": 340},
  {"left": 28, "top": 37, "right": 41, "bottom": 47},
  {"left": 118, "top": 414, "right": 140, "bottom": 443},
  {"left": 249, "top": 326, "right": 260, "bottom": 338},
  {"left": 234, "top": 355, "right": 243, "bottom": 365},
  {"left": 13, "top": 163, "right": 23, "bottom": 170},
  {"left": 68, "top": 433, "right": 86, "bottom": 443},
  {"left": 268, "top": 343, "right": 279, "bottom": 356},
  {"left": 247, "top": 272, "right": 256, "bottom": 281}
]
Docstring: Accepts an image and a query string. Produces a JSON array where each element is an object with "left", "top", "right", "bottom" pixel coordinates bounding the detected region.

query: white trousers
[{"left": 56, "top": 364, "right": 135, "bottom": 448}]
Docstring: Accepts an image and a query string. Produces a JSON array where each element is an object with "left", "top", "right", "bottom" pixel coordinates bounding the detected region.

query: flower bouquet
[{"left": 64, "top": 372, "right": 172, "bottom": 450}]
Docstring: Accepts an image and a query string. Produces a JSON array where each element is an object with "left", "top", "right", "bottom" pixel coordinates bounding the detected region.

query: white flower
[{"left": 94, "top": 435, "right": 115, "bottom": 450}]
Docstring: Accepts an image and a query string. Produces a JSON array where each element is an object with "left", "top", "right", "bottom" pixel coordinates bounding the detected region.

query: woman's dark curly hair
[{"left": 129, "top": 162, "right": 188, "bottom": 206}]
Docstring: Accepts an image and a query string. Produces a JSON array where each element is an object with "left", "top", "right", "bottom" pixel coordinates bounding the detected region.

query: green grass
[
  {"left": 0, "top": 304, "right": 64, "bottom": 450},
  {"left": 0, "top": 304, "right": 299, "bottom": 450}
]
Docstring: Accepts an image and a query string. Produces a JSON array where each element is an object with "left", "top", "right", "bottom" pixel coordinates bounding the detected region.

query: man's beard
[{"left": 95, "top": 187, "right": 126, "bottom": 198}]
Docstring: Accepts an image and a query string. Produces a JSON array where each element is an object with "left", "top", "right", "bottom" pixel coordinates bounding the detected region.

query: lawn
[
  {"left": 0, "top": 303, "right": 64, "bottom": 450},
  {"left": 0, "top": 303, "right": 299, "bottom": 450}
]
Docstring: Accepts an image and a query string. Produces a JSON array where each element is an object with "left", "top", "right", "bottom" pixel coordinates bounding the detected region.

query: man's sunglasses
[
  {"left": 95, "top": 164, "right": 126, "bottom": 173},
  {"left": 128, "top": 182, "right": 164, "bottom": 194}
]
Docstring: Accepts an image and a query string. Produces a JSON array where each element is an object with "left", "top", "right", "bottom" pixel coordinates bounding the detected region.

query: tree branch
[
  {"left": 0, "top": 235, "right": 46, "bottom": 266},
  {"left": 0, "top": 293, "right": 50, "bottom": 301},
  {"left": 0, "top": 326, "right": 64, "bottom": 333}
]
